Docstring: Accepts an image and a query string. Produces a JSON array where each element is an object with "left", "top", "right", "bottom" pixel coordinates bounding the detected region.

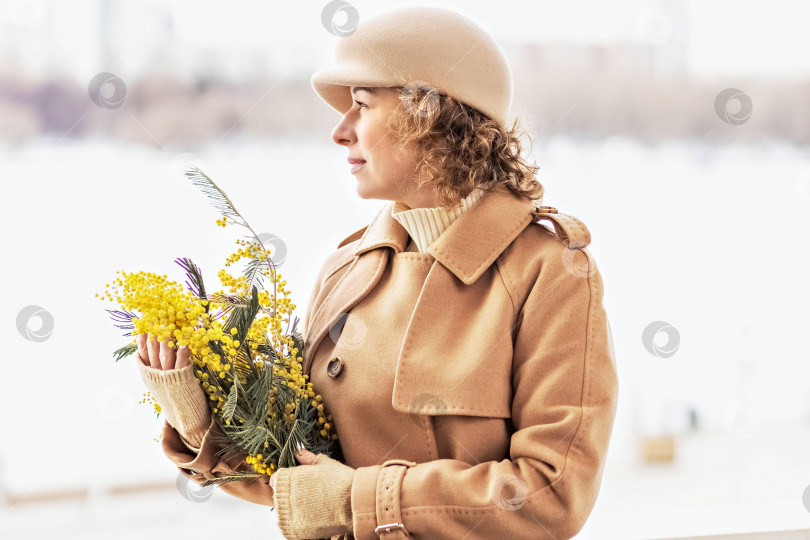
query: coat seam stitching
[
  {"left": 356, "top": 253, "right": 596, "bottom": 519},
  {"left": 423, "top": 414, "right": 439, "bottom": 461},
  {"left": 304, "top": 254, "right": 362, "bottom": 373},
  {"left": 522, "top": 250, "right": 594, "bottom": 506}
]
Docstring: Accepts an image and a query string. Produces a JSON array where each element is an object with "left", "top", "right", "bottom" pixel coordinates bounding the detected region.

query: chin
[
  {"left": 354, "top": 173, "right": 398, "bottom": 201},
  {"left": 355, "top": 182, "right": 375, "bottom": 200},
  {"left": 355, "top": 185, "right": 393, "bottom": 202}
]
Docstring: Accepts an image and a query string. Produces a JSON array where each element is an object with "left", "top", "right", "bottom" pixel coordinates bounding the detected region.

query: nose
[{"left": 331, "top": 113, "right": 355, "bottom": 147}]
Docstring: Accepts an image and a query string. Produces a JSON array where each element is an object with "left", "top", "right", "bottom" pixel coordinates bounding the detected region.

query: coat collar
[
  {"left": 302, "top": 185, "right": 592, "bottom": 374},
  {"left": 352, "top": 184, "right": 536, "bottom": 285}
]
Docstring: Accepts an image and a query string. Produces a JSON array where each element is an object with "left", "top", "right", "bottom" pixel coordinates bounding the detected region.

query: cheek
[{"left": 361, "top": 114, "right": 393, "bottom": 150}]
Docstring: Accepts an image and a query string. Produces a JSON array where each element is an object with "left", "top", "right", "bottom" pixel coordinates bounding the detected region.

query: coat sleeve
[
  {"left": 137, "top": 343, "right": 276, "bottom": 506},
  {"left": 160, "top": 415, "right": 277, "bottom": 508},
  {"left": 348, "top": 246, "right": 619, "bottom": 540}
]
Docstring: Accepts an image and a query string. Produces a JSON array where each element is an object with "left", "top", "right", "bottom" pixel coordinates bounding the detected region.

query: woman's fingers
[
  {"left": 140, "top": 333, "right": 185, "bottom": 371},
  {"left": 136, "top": 333, "right": 149, "bottom": 366},
  {"left": 176, "top": 345, "right": 190, "bottom": 369},
  {"left": 159, "top": 339, "right": 176, "bottom": 370},
  {"left": 294, "top": 443, "right": 318, "bottom": 465},
  {"left": 147, "top": 334, "right": 161, "bottom": 369}
]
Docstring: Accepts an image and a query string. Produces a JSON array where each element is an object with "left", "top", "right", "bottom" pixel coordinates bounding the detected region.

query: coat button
[{"left": 326, "top": 356, "right": 344, "bottom": 378}]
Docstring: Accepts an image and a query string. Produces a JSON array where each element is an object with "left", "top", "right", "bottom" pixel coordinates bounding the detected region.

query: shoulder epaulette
[{"left": 530, "top": 204, "right": 591, "bottom": 249}]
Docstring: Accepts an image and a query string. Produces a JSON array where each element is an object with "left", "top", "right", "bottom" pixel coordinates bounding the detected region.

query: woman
[{"left": 138, "top": 6, "right": 619, "bottom": 540}]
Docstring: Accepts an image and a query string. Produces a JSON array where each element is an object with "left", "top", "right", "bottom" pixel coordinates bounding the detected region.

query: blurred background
[{"left": 1, "top": 0, "right": 809, "bottom": 539}]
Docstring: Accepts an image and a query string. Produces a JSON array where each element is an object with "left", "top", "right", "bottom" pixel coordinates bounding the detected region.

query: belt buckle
[
  {"left": 381, "top": 459, "right": 417, "bottom": 468},
  {"left": 375, "top": 522, "right": 408, "bottom": 535}
]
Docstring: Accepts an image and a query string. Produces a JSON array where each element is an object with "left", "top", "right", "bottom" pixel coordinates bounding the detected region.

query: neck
[{"left": 395, "top": 186, "right": 440, "bottom": 209}]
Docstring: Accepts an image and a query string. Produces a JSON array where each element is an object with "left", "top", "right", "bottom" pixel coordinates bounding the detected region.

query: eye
[{"left": 354, "top": 99, "right": 367, "bottom": 109}]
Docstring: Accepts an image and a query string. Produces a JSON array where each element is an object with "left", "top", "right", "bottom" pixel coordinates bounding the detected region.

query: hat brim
[{"left": 310, "top": 66, "right": 400, "bottom": 117}]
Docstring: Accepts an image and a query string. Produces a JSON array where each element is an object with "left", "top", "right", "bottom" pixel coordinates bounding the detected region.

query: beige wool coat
[{"left": 160, "top": 183, "right": 619, "bottom": 540}]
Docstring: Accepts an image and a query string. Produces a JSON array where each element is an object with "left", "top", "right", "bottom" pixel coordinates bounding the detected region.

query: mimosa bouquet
[{"left": 98, "top": 166, "right": 339, "bottom": 487}]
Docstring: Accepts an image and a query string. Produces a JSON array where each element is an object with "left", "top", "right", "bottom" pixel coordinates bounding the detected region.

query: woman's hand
[
  {"left": 136, "top": 333, "right": 190, "bottom": 371},
  {"left": 268, "top": 443, "right": 318, "bottom": 492},
  {"left": 268, "top": 442, "right": 356, "bottom": 538}
]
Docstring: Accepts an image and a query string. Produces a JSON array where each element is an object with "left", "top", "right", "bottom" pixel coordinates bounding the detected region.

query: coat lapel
[
  {"left": 301, "top": 184, "right": 586, "bottom": 417},
  {"left": 390, "top": 185, "right": 537, "bottom": 416},
  {"left": 301, "top": 201, "right": 409, "bottom": 375},
  {"left": 426, "top": 184, "right": 535, "bottom": 284}
]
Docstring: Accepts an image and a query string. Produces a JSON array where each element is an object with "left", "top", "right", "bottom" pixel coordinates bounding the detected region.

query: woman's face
[{"left": 331, "top": 86, "right": 437, "bottom": 208}]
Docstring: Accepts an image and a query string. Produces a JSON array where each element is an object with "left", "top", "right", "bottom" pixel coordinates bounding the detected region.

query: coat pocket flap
[{"left": 390, "top": 262, "right": 514, "bottom": 418}]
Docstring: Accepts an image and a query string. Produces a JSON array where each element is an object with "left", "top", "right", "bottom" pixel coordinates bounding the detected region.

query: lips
[{"left": 347, "top": 157, "right": 366, "bottom": 164}]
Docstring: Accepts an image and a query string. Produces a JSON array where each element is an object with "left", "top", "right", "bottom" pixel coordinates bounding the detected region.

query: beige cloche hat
[{"left": 311, "top": 5, "right": 514, "bottom": 128}]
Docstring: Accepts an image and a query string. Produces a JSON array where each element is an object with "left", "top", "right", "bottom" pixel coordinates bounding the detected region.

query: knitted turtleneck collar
[{"left": 390, "top": 188, "right": 486, "bottom": 253}]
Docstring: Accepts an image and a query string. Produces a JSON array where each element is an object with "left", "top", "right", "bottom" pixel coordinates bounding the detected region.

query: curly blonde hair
[{"left": 384, "top": 84, "right": 544, "bottom": 208}]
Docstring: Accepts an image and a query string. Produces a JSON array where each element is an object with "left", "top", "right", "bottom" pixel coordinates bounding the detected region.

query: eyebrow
[{"left": 350, "top": 86, "right": 377, "bottom": 96}]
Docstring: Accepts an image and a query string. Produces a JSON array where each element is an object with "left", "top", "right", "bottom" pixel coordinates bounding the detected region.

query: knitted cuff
[
  {"left": 137, "top": 360, "right": 211, "bottom": 450},
  {"left": 273, "top": 454, "right": 356, "bottom": 540},
  {"left": 274, "top": 466, "right": 295, "bottom": 536}
]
